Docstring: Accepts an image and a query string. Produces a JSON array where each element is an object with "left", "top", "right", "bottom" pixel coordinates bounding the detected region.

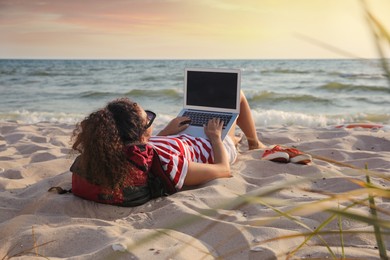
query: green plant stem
[
  {"left": 338, "top": 203, "right": 345, "bottom": 259},
  {"left": 365, "top": 163, "right": 388, "bottom": 260}
]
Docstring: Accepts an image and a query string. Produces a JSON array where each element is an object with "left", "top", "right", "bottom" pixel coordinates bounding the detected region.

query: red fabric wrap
[{"left": 71, "top": 144, "right": 155, "bottom": 206}]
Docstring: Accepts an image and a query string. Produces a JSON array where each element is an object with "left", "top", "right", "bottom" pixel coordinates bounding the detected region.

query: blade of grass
[
  {"left": 257, "top": 230, "right": 390, "bottom": 246},
  {"left": 360, "top": 0, "right": 390, "bottom": 87},
  {"left": 326, "top": 208, "right": 390, "bottom": 229},
  {"left": 122, "top": 152, "right": 388, "bottom": 259},
  {"left": 286, "top": 198, "right": 367, "bottom": 259},
  {"left": 219, "top": 194, "right": 372, "bottom": 259},
  {"left": 281, "top": 187, "right": 390, "bottom": 218},
  {"left": 3, "top": 240, "right": 55, "bottom": 260},
  {"left": 125, "top": 177, "right": 307, "bottom": 258},
  {"left": 338, "top": 203, "right": 346, "bottom": 259},
  {"left": 258, "top": 199, "right": 337, "bottom": 259},
  {"left": 365, "top": 163, "right": 388, "bottom": 260}
]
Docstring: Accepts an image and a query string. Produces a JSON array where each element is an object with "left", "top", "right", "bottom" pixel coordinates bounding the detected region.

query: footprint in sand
[
  {"left": 16, "top": 144, "right": 47, "bottom": 155},
  {"left": 30, "top": 151, "right": 57, "bottom": 163},
  {"left": 0, "top": 141, "right": 6, "bottom": 152},
  {"left": 29, "top": 135, "right": 48, "bottom": 143},
  {"left": 4, "top": 133, "right": 25, "bottom": 145},
  {"left": 1, "top": 169, "right": 23, "bottom": 179},
  {"left": 0, "top": 125, "right": 18, "bottom": 135}
]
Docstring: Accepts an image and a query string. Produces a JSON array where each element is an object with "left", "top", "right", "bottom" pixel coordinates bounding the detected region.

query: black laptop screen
[{"left": 186, "top": 71, "right": 238, "bottom": 109}]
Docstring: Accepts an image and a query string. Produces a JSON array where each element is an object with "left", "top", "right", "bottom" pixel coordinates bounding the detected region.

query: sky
[{"left": 1, "top": 0, "right": 390, "bottom": 59}]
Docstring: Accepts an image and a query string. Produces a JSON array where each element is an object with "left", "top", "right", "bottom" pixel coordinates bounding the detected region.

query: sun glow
[{"left": 1, "top": 0, "right": 389, "bottom": 59}]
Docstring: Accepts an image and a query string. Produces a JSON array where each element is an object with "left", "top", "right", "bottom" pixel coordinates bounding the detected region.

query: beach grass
[
  {"left": 98, "top": 152, "right": 389, "bottom": 259},
  {"left": 365, "top": 163, "right": 388, "bottom": 260},
  {"left": 75, "top": 154, "right": 386, "bottom": 259},
  {"left": 127, "top": 160, "right": 390, "bottom": 259},
  {"left": 361, "top": 0, "right": 390, "bottom": 87}
]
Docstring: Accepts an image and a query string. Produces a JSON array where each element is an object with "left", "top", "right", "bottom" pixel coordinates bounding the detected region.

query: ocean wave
[
  {"left": 260, "top": 68, "right": 387, "bottom": 79},
  {"left": 357, "top": 113, "right": 390, "bottom": 123},
  {"left": 252, "top": 109, "right": 336, "bottom": 127},
  {"left": 0, "top": 69, "right": 17, "bottom": 75},
  {"left": 1, "top": 109, "right": 389, "bottom": 127},
  {"left": 80, "top": 91, "right": 116, "bottom": 98},
  {"left": 28, "top": 71, "right": 53, "bottom": 76},
  {"left": 248, "top": 91, "right": 332, "bottom": 104},
  {"left": 26, "top": 70, "right": 90, "bottom": 77},
  {"left": 88, "top": 67, "right": 108, "bottom": 72},
  {"left": 79, "top": 89, "right": 182, "bottom": 99},
  {"left": 336, "top": 72, "right": 388, "bottom": 80},
  {"left": 140, "top": 76, "right": 161, "bottom": 81},
  {"left": 261, "top": 69, "right": 309, "bottom": 74},
  {"left": 319, "top": 82, "right": 390, "bottom": 93},
  {"left": 124, "top": 89, "right": 182, "bottom": 98},
  {"left": 0, "top": 110, "right": 83, "bottom": 124},
  {"left": 251, "top": 109, "right": 390, "bottom": 127},
  {"left": 351, "top": 97, "right": 390, "bottom": 105}
]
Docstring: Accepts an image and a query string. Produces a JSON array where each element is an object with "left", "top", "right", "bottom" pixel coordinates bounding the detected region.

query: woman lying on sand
[{"left": 70, "top": 91, "right": 266, "bottom": 206}]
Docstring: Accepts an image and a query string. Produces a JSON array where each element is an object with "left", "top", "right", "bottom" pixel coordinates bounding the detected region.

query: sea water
[{"left": 0, "top": 59, "right": 389, "bottom": 128}]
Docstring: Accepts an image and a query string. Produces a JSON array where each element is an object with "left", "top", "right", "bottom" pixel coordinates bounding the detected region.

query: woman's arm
[
  {"left": 157, "top": 116, "right": 191, "bottom": 136},
  {"left": 183, "top": 118, "right": 231, "bottom": 186}
]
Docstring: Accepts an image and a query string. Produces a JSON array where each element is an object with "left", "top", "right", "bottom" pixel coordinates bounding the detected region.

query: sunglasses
[{"left": 145, "top": 110, "right": 156, "bottom": 129}]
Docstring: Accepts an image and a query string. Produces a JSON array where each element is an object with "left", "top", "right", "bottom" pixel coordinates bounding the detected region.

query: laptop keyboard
[{"left": 182, "top": 111, "right": 232, "bottom": 128}]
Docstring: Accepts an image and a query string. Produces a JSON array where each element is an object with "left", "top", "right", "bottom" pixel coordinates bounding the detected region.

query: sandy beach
[{"left": 1, "top": 121, "right": 389, "bottom": 259}]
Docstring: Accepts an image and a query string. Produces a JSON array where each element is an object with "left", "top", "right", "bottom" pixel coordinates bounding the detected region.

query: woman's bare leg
[
  {"left": 229, "top": 91, "right": 266, "bottom": 150},
  {"left": 228, "top": 121, "right": 241, "bottom": 146}
]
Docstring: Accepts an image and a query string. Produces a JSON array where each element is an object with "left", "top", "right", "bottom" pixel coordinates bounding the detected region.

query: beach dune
[{"left": 0, "top": 121, "right": 389, "bottom": 259}]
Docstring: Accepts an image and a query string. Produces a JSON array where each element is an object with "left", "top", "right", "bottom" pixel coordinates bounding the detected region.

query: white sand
[{"left": 0, "top": 121, "right": 389, "bottom": 259}]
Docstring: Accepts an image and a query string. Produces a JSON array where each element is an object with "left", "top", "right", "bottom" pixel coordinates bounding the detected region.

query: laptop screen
[{"left": 186, "top": 70, "right": 239, "bottom": 110}]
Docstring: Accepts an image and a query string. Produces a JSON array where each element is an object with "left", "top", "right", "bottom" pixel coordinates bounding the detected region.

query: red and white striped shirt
[{"left": 149, "top": 134, "right": 214, "bottom": 190}]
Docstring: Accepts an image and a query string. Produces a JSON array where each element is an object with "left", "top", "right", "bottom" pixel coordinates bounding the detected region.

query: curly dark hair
[{"left": 71, "top": 98, "right": 146, "bottom": 188}]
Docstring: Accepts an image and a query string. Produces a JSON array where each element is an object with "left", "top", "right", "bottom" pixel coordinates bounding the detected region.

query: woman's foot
[{"left": 248, "top": 138, "right": 266, "bottom": 150}]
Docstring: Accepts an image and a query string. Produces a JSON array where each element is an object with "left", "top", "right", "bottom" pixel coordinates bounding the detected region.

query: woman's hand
[
  {"left": 204, "top": 118, "right": 223, "bottom": 141},
  {"left": 157, "top": 116, "right": 191, "bottom": 136},
  {"left": 184, "top": 118, "right": 230, "bottom": 187}
]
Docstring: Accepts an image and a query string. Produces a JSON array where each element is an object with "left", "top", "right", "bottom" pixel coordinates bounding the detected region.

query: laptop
[{"left": 177, "top": 68, "right": 241, "bottom": 140}]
